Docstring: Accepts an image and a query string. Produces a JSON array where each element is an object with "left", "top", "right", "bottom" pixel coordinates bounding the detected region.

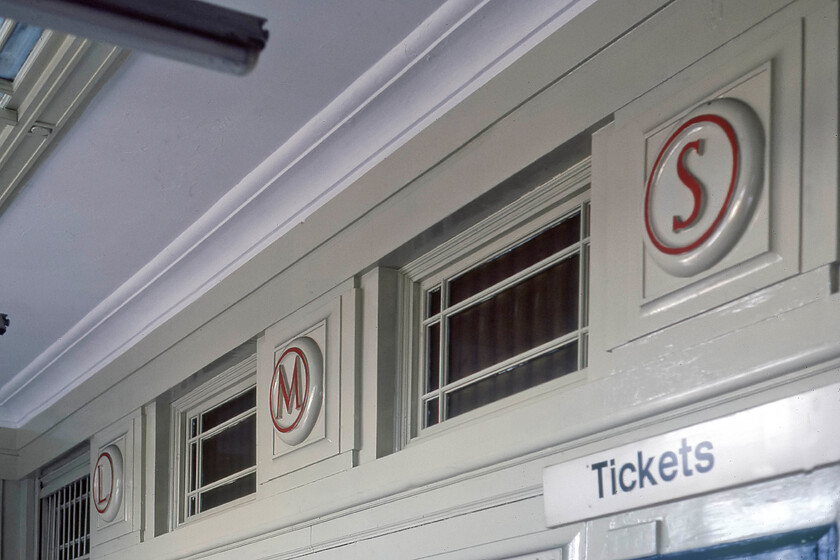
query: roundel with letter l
[
  {"left": 269, "top": 336, "right": 323, "bottom": 446},
  {"left": 643, "top": 97, "right": 764, "bottom": 277},
  {"left": 93, "top": 444, "right": 123, "bottom": 523}
]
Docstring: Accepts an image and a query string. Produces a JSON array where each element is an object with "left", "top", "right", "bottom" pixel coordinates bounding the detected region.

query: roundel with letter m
[{"left": 269, "top": 336, "right": 323, "bottom": 446}]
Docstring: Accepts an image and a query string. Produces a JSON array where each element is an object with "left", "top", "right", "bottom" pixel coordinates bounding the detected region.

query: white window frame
[
  {"left": 398, "top": 158, "right": 591, "bottom": 443},
  {"left": 170, "top": 355, "right": 257, "bottom": 527},
  {"left": 37, "top": 448, "right": 90, "bottom": 560}
]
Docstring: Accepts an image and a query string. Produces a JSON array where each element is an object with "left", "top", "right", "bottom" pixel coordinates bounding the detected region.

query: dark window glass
[
  {"left": 189, "top": 442, "right": 197, "bottom": 492},
  {"left": 446, "top": 342, "right": 577, "bottom": 419},
  {"left": 199, "top": 473, "right": 256, "bottom": 513},
  {"left": 418, "top": 196, "right": 589, "bottom": 430},
  {"left": 449, "top": 212, "right": 580, "bottom": 305},
  {"left": 200, "top": 414, "right": 256, "bottom": 486},
  {"left": 201, "top": 386, "right": 256, "bottom": 433},
  {"left": 448, "top": 255, "right": 579, "bottom": 382},
  {"left": 426, "top": 322, "right": 440, "bottom": 392},
  {"left": 427, "top": 286, "right": 441, "bottom": 318},
  {"left": 425, "top": 398, "right": 439, "bottom": 428}
]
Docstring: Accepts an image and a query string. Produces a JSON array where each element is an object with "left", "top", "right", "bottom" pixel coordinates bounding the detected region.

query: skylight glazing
[{"left": 0, "top": 18, "right": 43, "bottom": 82}]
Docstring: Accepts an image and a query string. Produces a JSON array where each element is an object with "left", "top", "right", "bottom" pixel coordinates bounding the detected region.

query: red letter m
[{"left": 275, "top": 356, "right": 303, "bottom": 419}]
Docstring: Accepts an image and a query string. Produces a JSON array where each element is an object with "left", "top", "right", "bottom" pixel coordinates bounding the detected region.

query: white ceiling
[{"left": 0, "top": 0, "right": 595, "bottom": 429}]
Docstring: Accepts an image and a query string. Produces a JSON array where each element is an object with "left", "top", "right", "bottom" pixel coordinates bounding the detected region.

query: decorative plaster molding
[{"left": 0, "top": 0, "right": 597, "bottom": 428}]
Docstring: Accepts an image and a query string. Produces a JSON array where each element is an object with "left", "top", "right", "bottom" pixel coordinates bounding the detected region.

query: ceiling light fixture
[{"left": 0, "top": 0, "right": 268, "bottom": 75}]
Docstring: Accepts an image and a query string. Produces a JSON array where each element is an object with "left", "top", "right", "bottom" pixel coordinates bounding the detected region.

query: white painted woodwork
[
  {"left": 89, "top": 408, "right": 142, "bottom": 557},
  {"left": 597, "top": 10, "right": 806, "bottom": 349},
  {"left": 168, "top": 354, "right": 256, "bottom": 529},
  {"left": 9, "top": 0, "right": 674, "bottom": 472},
  {"left": 0, "top": 0, "right": 601, "bottom": 432},
  {"left": 0, "top": 1, "right": 838, "bottom": 560}
]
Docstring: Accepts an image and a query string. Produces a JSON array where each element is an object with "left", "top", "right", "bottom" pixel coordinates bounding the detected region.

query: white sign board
[{"left": 543, "top": 382, "right": 840, "bottom": 527}]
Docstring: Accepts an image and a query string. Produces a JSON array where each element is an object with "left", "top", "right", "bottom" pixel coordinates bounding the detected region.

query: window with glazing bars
[
  {"left": 173, "top": 356, "right": 257, "bottom": 524},
  {"left": 183, "top": 385, "right": 256, "bottom": 518},
  {"left": 39, "top": 474, "right": 90, "bottom": 560},
  {"left": 407, "top": 160, "right": 590, "bottom": 430}
]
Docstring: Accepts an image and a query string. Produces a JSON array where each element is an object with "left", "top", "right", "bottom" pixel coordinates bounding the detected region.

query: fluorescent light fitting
[{"left": 0, "top": 0, "right": 268, "bottom": 75}]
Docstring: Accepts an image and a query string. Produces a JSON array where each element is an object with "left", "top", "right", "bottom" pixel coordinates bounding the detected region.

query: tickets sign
[{"left": 543, "top": 382, "right": 840, "bottom": 526}]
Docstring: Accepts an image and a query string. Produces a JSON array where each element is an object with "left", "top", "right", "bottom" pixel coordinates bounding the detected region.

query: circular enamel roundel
[
  {"left": 644, "top": 98, "right": 764, "bottom": 277},
  {"left": 269, "top": 336, "right": 323, "bottom": 446},
  {"left": 93, "top": 444, "right": 123, "bottom": 523}
]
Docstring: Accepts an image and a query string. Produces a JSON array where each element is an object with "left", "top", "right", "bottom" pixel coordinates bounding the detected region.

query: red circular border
[
  {"left": 644, "top": 113, "right": 740, "bottom": 255},
  {"left": 269, "top": 347, "right": 310, "bottom": 433},
  {"left": 93, "top": 452, "right": 114, "bottom": 514}
]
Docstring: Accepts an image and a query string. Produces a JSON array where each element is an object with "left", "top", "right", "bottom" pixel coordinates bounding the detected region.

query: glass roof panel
[{"left": 0, "top": 23, "right": 43, "bottom": 81}]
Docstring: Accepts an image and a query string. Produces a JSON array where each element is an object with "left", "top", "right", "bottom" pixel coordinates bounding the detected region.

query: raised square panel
[
  {"left": 270, "top": 321, "right": 328, "bottom": 457},
  {"left": 257, "top": 285, "right": 358, "bottom": 490},
  {"left": 90, "top": 409, "right": 141, "bottom": 552},
  {"left": 641, "top": 65, "right": 772, "bottom": 306},
  {"left": 596, "top": 16, "right": 803, "bottom": 352}
]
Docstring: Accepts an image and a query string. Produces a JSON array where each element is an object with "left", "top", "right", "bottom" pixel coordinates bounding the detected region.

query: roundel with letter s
[{"left": 643, "top": 97, "right": 764, "bottom": 277}]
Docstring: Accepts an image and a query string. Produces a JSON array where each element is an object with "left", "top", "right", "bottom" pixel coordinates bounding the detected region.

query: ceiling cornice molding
[{"left": 0, "top": 0, "right": 596, "bottom": 429}]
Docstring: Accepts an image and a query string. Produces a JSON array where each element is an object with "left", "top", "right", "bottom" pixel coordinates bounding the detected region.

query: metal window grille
[{"left": 39, "top": 475, "right": 90, "bottom": 560}]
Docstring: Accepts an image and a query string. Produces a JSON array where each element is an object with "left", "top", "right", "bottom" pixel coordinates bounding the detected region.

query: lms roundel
[
  {"left": 269, "top": 336, "right": 323, "bottom": 446},
  {"left": 93, "top": 444, "right": 123, "bottom": 523},
  {"left": 644, "top": 98, "right": 764, "bottom": 277}
]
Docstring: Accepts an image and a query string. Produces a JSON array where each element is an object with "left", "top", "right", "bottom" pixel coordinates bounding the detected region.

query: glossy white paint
[
  {"left": 4, "top": 0, "right": 818, "bottom": 472},
  {"left": 0, "top": 0, "right": 597, "bottom": 429},
  {"left": 0, "top": 0, "right": 436, "bottom": 424},
  {"left": 596, "top": 12, "right": 806, "bottom": 349},
  {"left": 257, "top": 286, "right": 359, "bottom": 490},
  {"left": 90, "top": 409, "right": 142, "bottom": 554},
  {"left": 92, "top": 444, "right": 122, "bottom": 523},
  {"left": 644, "top": 98, "right": 765, "bottom": 277},
  {"left": 0, "top": 0, "right": 837, "bottom": 559},
  {"left": 8, "top": 0, "right": 670, "bottom": 474},
  {"left": 270, "top": 337, "right": 323, "bottom": 446}
]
